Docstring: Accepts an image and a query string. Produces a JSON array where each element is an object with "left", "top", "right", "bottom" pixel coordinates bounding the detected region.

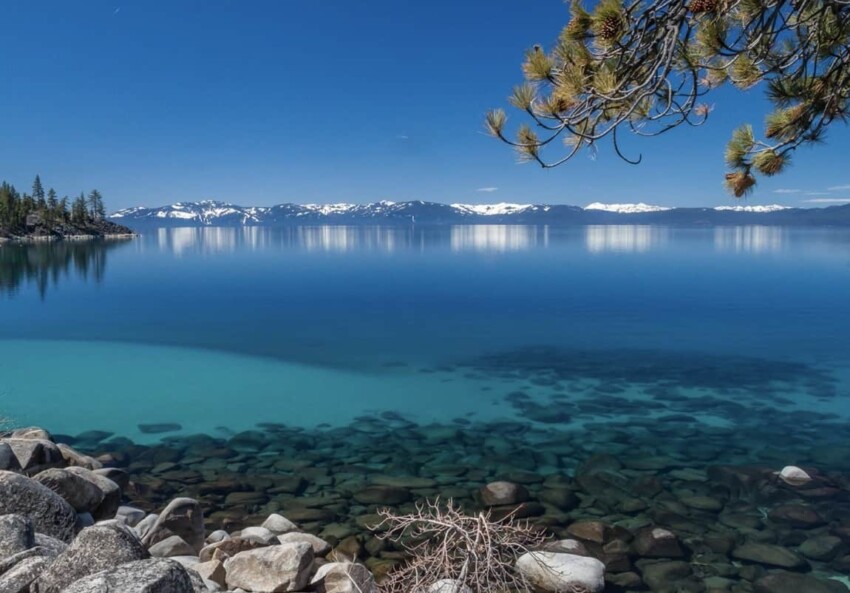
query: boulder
[
  {"left": 33, "top": 468, "right": 105, "bottom": 514},
  {"left": 311, "top": 561, "right": 376, "bottom": 593},
  {"left": 768, "top": 504, "right": 826, "bottom": 528},
  {"left": 33, "top": 522, "right": 148, "bottom": 593},
  {"left": 778, "top": 466, "right": 812, "bottom": 487},
  {"left": 0, "top": 443, "right": 22, "bottom": 472},
  {"left": 116, "top": 506, "right": 147, "bottom": 528},
  {"left": 479, "top": 481, "right": 529, "bottom": 506},
  {"left": 224, "top": 543, "right": 314, "bottom": 593},
  {"left": 732, "top": 542, "right": 808, "bottom": 569},
  {"left": 190, "top": 559, "right": 227, "bottom": 588},
  {"left": 1, "top": 439, "right": 63, "bottom": 474},
  {"left": 63, "top": 467, "right": 121, "bottom": 521},
  {"left": 199, "top": 537, "right": 266, "bottom": 562},
  {"left": 143, "top": 498, "right": 205, "bottom": 553},
  {"left": 277, "top": 532, "right": 332, "bottom": 556},
  {"left": 0, "top": 471, "right": 77, "bottom": 542},
  {"left": 516, "top": 551, "right": 605, "bottom": 593},
  {"left": 55, "top": 444, "right": 102, "bottom": 471},
  {"left": 260, "top": 514, "right": 297, "bottom": 535},
  {"left": 0, "top": 514, "right": 35, "bottom": 558},
  {"left": 238, "top": 526, "right": 278, "bottom": 545},
  {"left": 149, "top": 535, "right": 197, "bottom": 558},
  {"left": 59, "top": 558, "right": 195, "bottom": 593},
  {"left": 0, "top": 555, "right": 48, "bottom": 593},
  {"left": 33, "top": 533, "right": 68, "bottom": 558}
]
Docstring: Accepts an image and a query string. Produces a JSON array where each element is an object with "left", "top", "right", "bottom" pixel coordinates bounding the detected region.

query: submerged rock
[{"left": 516, "top": 551, "right": 605, "bottom": 593}]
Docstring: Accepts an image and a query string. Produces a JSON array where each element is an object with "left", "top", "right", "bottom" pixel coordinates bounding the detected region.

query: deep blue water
[{"left": 1, "top": 225, "right": 850, "bottom": 448}]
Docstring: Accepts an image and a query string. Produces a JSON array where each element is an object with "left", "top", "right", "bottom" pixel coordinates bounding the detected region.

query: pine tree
[{"left": 87, "top": 189, "right": 105, "bottom": 220}]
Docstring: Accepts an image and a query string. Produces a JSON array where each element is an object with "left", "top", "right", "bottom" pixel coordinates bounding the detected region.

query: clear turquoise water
[{"left": 1, "top": 225, "right": 850, "bottom": 450}]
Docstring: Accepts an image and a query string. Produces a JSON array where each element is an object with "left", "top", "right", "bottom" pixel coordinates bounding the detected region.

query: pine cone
[
  {"left": 689, "top": 0, "right": 718, "bottom": 13},
  {"left": 599, "top": 14, "right": 623, "bottom": 40}
]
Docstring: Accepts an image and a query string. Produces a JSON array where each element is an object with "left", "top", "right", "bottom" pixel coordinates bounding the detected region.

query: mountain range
[{"left": 109, "top": 200, "right": 850, "bottom": 227}]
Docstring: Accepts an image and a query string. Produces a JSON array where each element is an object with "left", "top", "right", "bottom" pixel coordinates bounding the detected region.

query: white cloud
[
  {"left": 828, "top": 184, "right": 850, "bottom": 191},
  {"left": 396, "top": 134, "right": 409, "bottom": 140},
  {"left": 476, "top": 187, "right": 499, "bottom": 193},
  {"left": 805, "top": 191, "right": 830, "bottom": 196},
  {"left": 802, "top": 198, "right": 850, "bottom": 203},
  {"left": 773, "top": 189, "right": 800, "bottom": 194}
]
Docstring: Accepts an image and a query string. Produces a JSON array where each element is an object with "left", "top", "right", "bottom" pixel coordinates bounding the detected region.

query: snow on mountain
[
  {"left": 584, "top": 202, "right": 672, "bottom": 213},
  {"left": 714, "top": 204, "right": 790, "bottom": 213},
  {"left": 450, "top": 203, "right": 533, "bottom": 216}
]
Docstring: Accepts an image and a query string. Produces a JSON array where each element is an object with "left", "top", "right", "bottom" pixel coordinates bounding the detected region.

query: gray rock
[
  {"left": 754, "top": 572, "right": 849, "bottom": 593},
  {"left": 135, "top": 513, "right": 160, "bottom": 539},
  {"left": 224, "top": 543, "right": 314, "bottom": 593},
  {"left": 33, "top": 533, "right": 68, "bottom": 558},
  {"left": 515, "top": 551, "right": 605, "bottom": 593},
  {"left": 63, "top": 467, "right": 121, "bottom": 521},
  {"left": 93, "top": 468, "right": 129, "bottom": 491},
  {"left": 150, "top": 535, "right": 197, "bottom": 558},
  {"left": 1, "top": 439, "right": 63, "bottom": 475},
  {"left": 310, "top": 562, "right": 376, "bottom": 593},
  {"left": 426, "top": 580, "right": 473, "bottom": 593},
  {"left": 75, "top": 513, "right": 95, "bottom": 530},
  {"left": 0, "top": 514, "right": 35, "bottom": 559},
  {"left": 8, "top": 427, "right": 52, "bottom": 440},
  {"left": 143, "top": 499, "right": 205, "bottom": 553},
  {"left": 0, "top": 471, "right": 77, "bottom": 542},
  {"left": 34, "top": 468, "right": 105, "bottom": 513},
  {"left": 479, "top": 481, "right": 529, "bottom": 506},
  {"left": 800, "top": 535, "right": 843, "bottom": 561},
  {"left": 55, "top": 444, "right": 102, "bottom": 471},
  {"left": 191, "top": 559, "right": 227, "bottom": 589},
  {"left": 205, "top": 530, "right": 230, "bottom": 544},
  {"left": 276, "top": 532, "right": 332, "bottom": 556},
  {"left": 59, "top": 558, "right": 195, "bottom": 593},
  {"left": 0, "top": 555, "right": 48, "bottom": 593},
  {"left": 238, "top": 527, "right": 277, "bottom": 545},
  {"left": 732, "top": 542, "right": 808, "bottom": 569},
  {"left": 0, "top": 443, "right": 22, "bottom": 471},
  {"left": 116, "top": 506, "right": 147, "bottom": 528},
  {"left": 260, "top": 514, "right": 297, "bottom": 535},
  {"left": 33, "top": 522, "right": 149, "bottom": 593}
]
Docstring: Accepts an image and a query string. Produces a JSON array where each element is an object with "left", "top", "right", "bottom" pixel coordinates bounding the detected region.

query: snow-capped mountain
[
  {"left": 585, "top": 202, "right": 672, "bottom": 213},
  {"left": 110, "top": 199, "right": 850, "bottom": 228}
]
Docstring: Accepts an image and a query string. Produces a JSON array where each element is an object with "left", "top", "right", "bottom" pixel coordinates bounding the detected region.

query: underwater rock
[
  {"left": 516, "top": 551, "right": 605, "bottom": 593},
  {"left": 138, "top": 423, "right": 183, "bottom": 435},
  {"left": 732, "top": 542, "right": 808, "bottom": 569},
  {"left": 778, "top": 466, "right": 813, "bottom": 486},
  {"left": 478, "top": 481, "right": 529, "bottom": 506}
]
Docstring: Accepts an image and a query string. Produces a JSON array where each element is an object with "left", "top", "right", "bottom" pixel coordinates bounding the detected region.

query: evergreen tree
[
  {"left": 87, "top": 189, "right": 105, "bottom": 220},
  {"left": 32, "top": 175, "right": 45, "bottom": 202}
]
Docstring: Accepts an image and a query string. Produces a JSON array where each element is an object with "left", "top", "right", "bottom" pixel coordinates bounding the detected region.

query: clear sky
[{"left": 2, "top": 0, "right": 849, "bottom": 211}]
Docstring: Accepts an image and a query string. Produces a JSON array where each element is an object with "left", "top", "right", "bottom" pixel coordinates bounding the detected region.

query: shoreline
[{"left": 0, "top": 232, "right": 137, "bottom": 244}]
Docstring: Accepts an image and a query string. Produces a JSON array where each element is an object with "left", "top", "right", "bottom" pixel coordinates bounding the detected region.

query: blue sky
[{"left": 1, "top": 0, "right": 849, "bottom": 210}]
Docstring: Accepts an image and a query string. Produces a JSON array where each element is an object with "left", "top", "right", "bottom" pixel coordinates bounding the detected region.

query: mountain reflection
[
  {"left": 585, "top": 225, "right": 667, "bottom": 253},
  {"left": 150, "top": 225, "right": 552, "bottom": 254},
  {"left": 0, "top": 239, "right": 132, "bottom": 299},
  {"left": 714, "top": 226, "right": 787, "bottom": 253}
]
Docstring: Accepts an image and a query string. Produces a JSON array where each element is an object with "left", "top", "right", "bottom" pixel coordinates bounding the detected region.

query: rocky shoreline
[{"left": 3, "top": 424, "right": 850, "bottom": 593}]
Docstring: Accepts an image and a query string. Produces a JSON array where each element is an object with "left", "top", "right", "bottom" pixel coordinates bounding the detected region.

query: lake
[{"left": 2, "top": 225, "right": 850, "bottom": 545}]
